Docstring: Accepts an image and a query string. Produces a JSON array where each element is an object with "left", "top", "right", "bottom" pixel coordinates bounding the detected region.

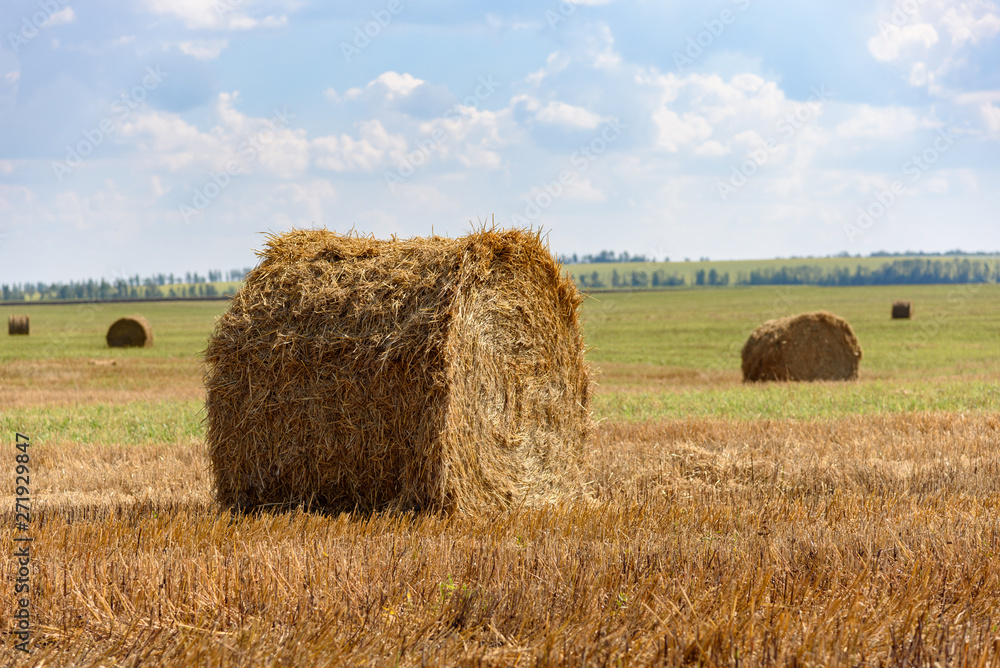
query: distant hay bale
[
  {"left": 8, "top": 314, "right": 29, "bottom": 335},
  {"left": 106, "top": 316, "right": 154, "bottom": 348},
  {"left": 741, "top": 311, "right": 862, "bottom": 382},
  {"left": 891, "top": 300, "right": 913, "bottom": 319},
  {"left": 204, "top": 228, "right": 593, "bottom": 513}
]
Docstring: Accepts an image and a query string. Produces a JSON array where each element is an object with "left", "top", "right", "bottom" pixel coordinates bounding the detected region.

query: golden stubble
[{"left": 2, "top": 411, "right": 999, "bottom": 665}]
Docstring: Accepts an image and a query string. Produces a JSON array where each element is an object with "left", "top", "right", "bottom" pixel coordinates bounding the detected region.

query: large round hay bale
[
  {"left": 741, "top": 311, "right": 862, "bottom": 382},
  {"left": 8, "top": 314, "right": 29, "bottom": 335},
  {"left": 204, "top": 228, "right": 592, "bottom": 513},
  {"left": 106, "top": 316, "right": 154, "bottom": 348},
  {"left": 891, "top": 300, "right": 912, "bottom": 319}
]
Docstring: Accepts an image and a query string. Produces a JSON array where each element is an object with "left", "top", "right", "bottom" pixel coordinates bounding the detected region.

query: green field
[
  {"left": 2, "top": 283, "right": 998, "bottom": 441},
  {"left": 0, "top": 300, "right": 223, "bottom": 361},
  {"left": 582, "top": 283, "right": 1000, "bottom": 375}
]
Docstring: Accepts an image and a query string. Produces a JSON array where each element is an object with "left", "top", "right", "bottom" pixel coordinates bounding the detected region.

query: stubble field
[{"left": 2, "top": 283, "right": 999, "bottom": 666}]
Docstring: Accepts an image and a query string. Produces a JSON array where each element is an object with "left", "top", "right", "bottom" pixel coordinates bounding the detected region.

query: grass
[
  {"left": 0, "top": 301, "right": 224, "bottom": 362},
  {"left": 1, "top": 283, "right": 999, "bottom": 664},
  {"left": 582, "top": 283, "right": 1000, "bottom": 379}
]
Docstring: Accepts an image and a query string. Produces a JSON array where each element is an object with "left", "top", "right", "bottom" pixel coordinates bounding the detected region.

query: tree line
[
  {"left": 738, "top": 258, "right": 998, "bottom": 286},
  {"left": 572, "top": 258, "right": 998, "bottom": 290},
  {"left": 1, "top": 268, "right": 252, "bottom": 302},
  {"left": 2, "top": 257, "right": 996, "bottom": 302}
]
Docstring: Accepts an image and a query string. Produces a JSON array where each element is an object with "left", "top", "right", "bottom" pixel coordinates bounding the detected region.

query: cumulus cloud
[
  {"left": 178, "top": 39, "right": 229, "bottom": 59},
  {"left": 982, "top": 102, "right": 1000, "bottom": 135},
  {"left": 652, "top": 108, "right": 713, "bottom": 152},
  {"left": 312, "top": 120, "right": 406, "bottom": 172},
  {"left": 120, "top": 92, "right": 308, "bottom": 178},
  {"left": 866, "top": 0, "right": 1000, "bottom": 94},
  {"left": 643, "top": 72, "right": 791, "bottom": 154},
  {"left": 868, "top": 23, "right": 939, "bottom": 62},
  {"left": 41, "top": 7, "right": 76, "bottom": 27},
  {"left": 144, "top": 0, "right": 288, "bottom": 30},
  {"left": 834, "top": 105, "right": 935, "bottom": 139},
  {"left": 344, "top": 72, "right": 425, "bottom": 101},
  {"left": 266, "top": 180, "right": 338, "bottom": 224},
  {"left": 939, "top": 2, "right": 1000, "bottom": 45},
  {"left": 533, "top": 100, "right": 604, "bottom": 129}
]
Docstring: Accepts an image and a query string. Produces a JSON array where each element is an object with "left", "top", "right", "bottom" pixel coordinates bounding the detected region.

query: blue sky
[{"left": 1, "top": 0, "right": 998, "bottom": 283}]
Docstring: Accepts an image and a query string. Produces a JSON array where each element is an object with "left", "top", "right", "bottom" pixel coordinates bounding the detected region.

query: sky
[{"left": 1, "top": 0, "right": 999, "bottom": 284}]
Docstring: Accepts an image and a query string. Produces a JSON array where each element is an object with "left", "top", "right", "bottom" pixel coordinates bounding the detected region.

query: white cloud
[
  {"left": 982, "top": 102, "right": 1000, "bottom": 135},
  {"left": 524, "top": 176, "right": 605, "bottom": 205},
  {"left": 939, "top": 3, "right": 1000, "bottom": 45},
  {"left": 267, "top": 181, "right": 338, "bottom": 224},
  {"left": 526, "top": 52, "right": 572, "bottom": 86},
  {"left": 908, "top": 62, "right": 930, "bottom": 86},
  {"left": 42, "top": 7, "right": 76, "bottom": 27},
  {"left": 645, "top": 72, "right": 788, "bottom": 154},
  {"left": 868, "top": 23, "right": 939, "bottom": 62},
  {"left": 923, "top": 174, "right": 950, "bottom": 195},
  {"left": 368, "top": 71, "right": 424, "bottom": 99},
  {"left": 653, "top": 108, "right": 712, "bottom": 152},
  {"left": 0, "top": 184, "right": 32, "bottom": 211},
  {"left": 564, "top": 177, "right": 606, "bottom": 201},
  {"left": 694, "top": 140, "right": 730, "bottom": 157},
  {"left": 414, "top": 106, "right": 511, "bottom": 169},
  {"left": 178, "top": 39, "right": 229, "bottom": 59},
  {"left": 120, "top": 92, "right": 309, "bottom": 178},
  {"left": 835, "top": 105, "right": 935, "bottom": 139},
  {"left": 312, "top": 120, "right": 406, "bottom": 172},
  {"left": 144, "top": 0, "right": 287, "bottom": 30},
  {"left": 535, "top": 101, "right": 603, "bottom": 129},
  {"left": 329, "top": 72, "right": 428, "bottom": 106}
]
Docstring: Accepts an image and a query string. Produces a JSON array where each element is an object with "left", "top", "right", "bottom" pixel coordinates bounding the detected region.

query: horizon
[
  {"left": 3, "top": 247, "right": 998, "bottom": 290},
  {"left": 1, "top": 1, "right": 999, "bottom": 284}
]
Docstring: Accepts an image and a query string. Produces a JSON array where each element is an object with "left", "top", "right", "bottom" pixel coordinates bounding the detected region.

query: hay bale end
[
  {"left": 204, "top": 228, "right": 592, "bottom": 513},
  {"left": 8, "top": 314, "right": 29, "bottom": 335},
  {"left": 106, "top": 316, "right": 154, "bottom": 348},
  {"left": 741, "top": 311, "right": 862, "bottom": 382},
  {"left": 891, "top": 300, "right": 913, "bottom": 319}
]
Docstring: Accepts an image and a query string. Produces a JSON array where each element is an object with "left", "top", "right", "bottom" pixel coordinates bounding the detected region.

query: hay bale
[
  {"left": 891, "top": 300, "right": 912, "bottom": 319},
  {"left": 106, "top": 316, "right": 154, "bottom": 348},
  {"left": 8, "top": 314, "right": 29, "bottom": 335},
  {"left": 741, "top": 311, "right": 862, "bottom": 382},
  {"left": 204, "top": 228, "right": 593, "bottom": 513}
]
